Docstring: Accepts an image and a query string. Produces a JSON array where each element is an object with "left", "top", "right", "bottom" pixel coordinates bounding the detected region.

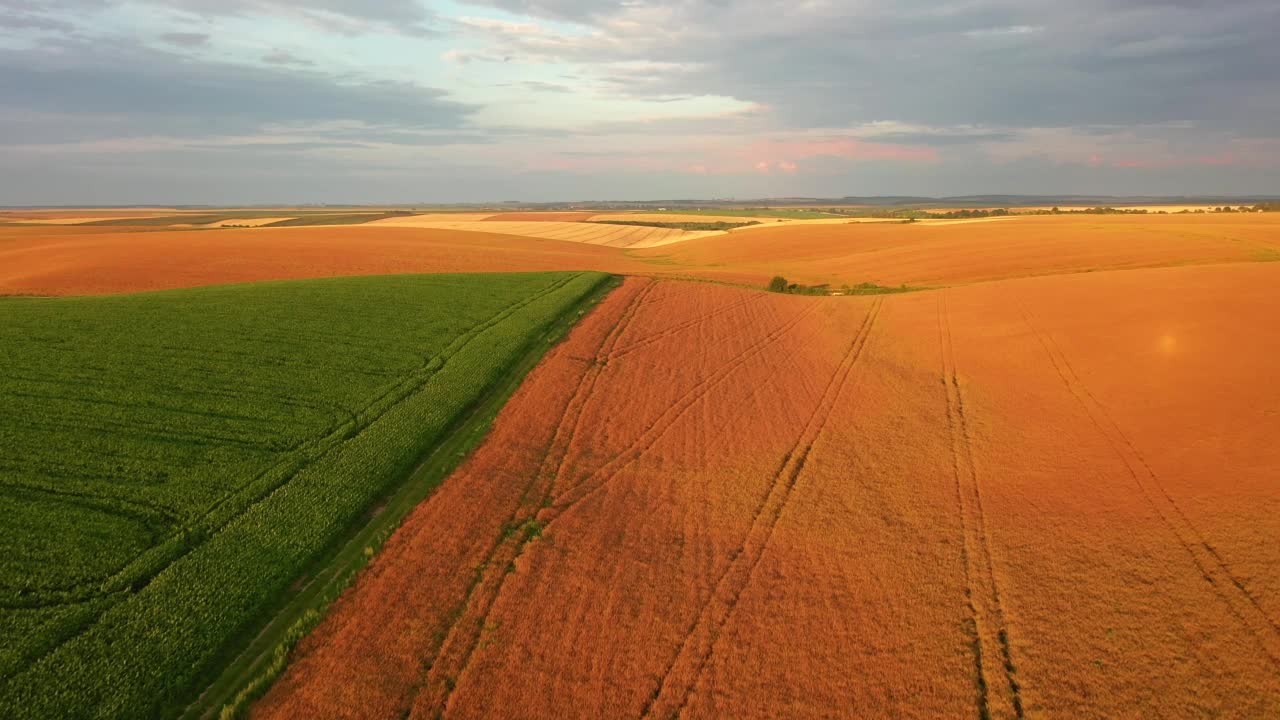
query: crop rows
[{"left": 0, "top": 270, "right": 608, "bottom": 718}]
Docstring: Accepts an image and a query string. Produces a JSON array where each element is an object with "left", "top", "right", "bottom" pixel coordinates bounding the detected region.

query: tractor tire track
[
  {"left": 412, "top": 287, "right": 819, "bottom": 719},
  {"left": 609, "top": 294, "right": 759, "bottom": 361},
  {"left": 939, "top": 291, "right": 1024, "bottom": 720},
  {"left": 641, "top": 297, "right": 885, "bottom": 720},
  {"left": 407, "top": 278, "right": 656, "bottom": 718},
  {"left": 546, "top": 299, "right": 823, "bottom": 516},
  {"left": 1017, "top": 296, "right": 1280, "bottom": 668}
]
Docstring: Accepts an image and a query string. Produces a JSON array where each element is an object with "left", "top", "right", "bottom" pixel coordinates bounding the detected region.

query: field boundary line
[
  {"left": 413, "top": 285, "right": 818, "bottom": 719},
  {"left": 407, "top": 278, "right": 656, "bottom": 718},
  {"left": 7, "top": 275, "right": 584, "bottom": 612},
  {"left": 545, "top": 299, "right": 821, "bottom": 516},
  {"left": 182, "top": 273, "right": 621, "bottom": 720},
  {"left": 641, "top": 297, "right": 885, "bottom": 720},
  {"left": 1016, "top": 297, "right": 1280, "bottom": 667},
  {"left": 939, "top": 292, "right": 1024, "bottom": 720}
]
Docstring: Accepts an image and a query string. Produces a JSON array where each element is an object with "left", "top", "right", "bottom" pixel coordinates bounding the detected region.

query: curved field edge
[
  {"left": 0, "top": 271, "right": 612, "bottom": 720},
  {"left": 189, "top": 274, "right": 621, "bottom": 720}
]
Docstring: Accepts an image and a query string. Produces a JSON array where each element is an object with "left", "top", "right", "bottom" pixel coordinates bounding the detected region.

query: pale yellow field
[
  {"left": 371, "top": 220, "right": 719, "bottom": 248},
  {"left": 727, "top": 218, "right": 904, "bottom": 231},
  {"left": 206, "top": 218, "right": 297, "bottom": 227},
  {"left": 913, "top": 217, "right": 1022, "bottom": 226},
  {"left": 588, "top": 213, "right": 781, "bottom": 224},
  {"left": 365, "top": 213, "right": 497, "bottom": 225}
]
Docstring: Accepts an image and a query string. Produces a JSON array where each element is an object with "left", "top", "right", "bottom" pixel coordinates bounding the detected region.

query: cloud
[
  {"left": 0, "top": 38, "right": 475, "bottom": 144},
  {"left": 153, "top": 0, "right": 439, "bottom": 35},
  {"left": 496, "top": 80, "right": 572, "bottom": 93},
  {"left": 262, "top": 50, "right": 313, "bottom": 66},
  {"left": 2, "top": 0, "right": 1279, "bottom": 202},
  {"left": 159, "top": 32, "right": 210, "bottom": 47},
  {"left": 454, "top": 0, "right": 1280, "bottom": 132}
]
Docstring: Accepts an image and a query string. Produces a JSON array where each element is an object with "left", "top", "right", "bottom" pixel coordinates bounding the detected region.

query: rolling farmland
[
  {"left": 1, "top": 208, "right": 1277, "bottom": 719},
  {"left": 4, "top": 213, "right": 1280, "bottom": 297},
  {"left": 0, "top": 271, "right": 609, "bottom": 718},
  {"left": 8, "top": 0, "right": 1279, "bottom": 713},
  {"left": 255, "top": 263, "right": 1280, "bottom": 719}
]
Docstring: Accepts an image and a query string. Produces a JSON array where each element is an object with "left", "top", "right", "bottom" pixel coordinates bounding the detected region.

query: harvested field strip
[
  {"left": 1017, "top": 299, "right": 1280, "bottom": 667},
  {"left": 642, "top": 297, "right": 885, "bottom": 720},
  {"left": 365, "top": 214, "right": 496, "bottom": 225},
  {"left": 409, "top": 279, "right": 659, "bottom": 716},
  {"left": 372, "top": 221, "right": 701, "bottom": 249},
  {"left": 80, "top": 213, "right": 301, "bottom": 227},
  {"left": 258, "top": 213, "right": 409, "bottom": 227},
  {"left": 483, "top": 212, "right": 599, "bottom": 222},
  {"left": 939, "top": 292, "right": 1024, "bottom": 720}
]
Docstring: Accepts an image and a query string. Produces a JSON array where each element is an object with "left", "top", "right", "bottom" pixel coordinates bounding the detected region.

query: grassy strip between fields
[
  {"left": 0, "top": 272, "right": 610, "bottom": 719},
  {"left": 255, "top": 212, "right": 414, "bottom": 227},
  {"left": 79, "top": 213, "right": 308, "bottom": 226},
  {"left": 587, "top": 219, "right": 760, "bottom": 231},
  {"left": 184, "top": 275, "right": 621, "bottom": 720}
]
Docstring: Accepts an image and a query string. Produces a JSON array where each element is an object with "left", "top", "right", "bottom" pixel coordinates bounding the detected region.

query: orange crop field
[
  {"left": 5, "top": 213, "right": 1279, "bottom": 297},
  {"left": 252, "top": 259, "right": 1280, "bottom": 719},
  {"left": 11, "top": 3, "right": 1280, "bottom": 717},
  {"left": 4, "top": 211, "right": 1278, "bottom": 718},
  {"left": 0, "top": 225, "right": 659, "bottom": 296},
  {"left": 635, "top": 213, "right": 1280, "bottom": 287}
]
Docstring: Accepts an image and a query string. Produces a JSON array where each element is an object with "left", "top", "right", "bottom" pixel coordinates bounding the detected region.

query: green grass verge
[
  {"left": 79, "top": 213, "right": 306, "bottom": 227},
  {"left": 256, "top": 212, "right": 413, "bottom": 227},
  {"left": 188, "top": 275, "right": 620, "bottom": 720},
  {"left": 0, "top": 271, "right": 609, "bottom": 719}
]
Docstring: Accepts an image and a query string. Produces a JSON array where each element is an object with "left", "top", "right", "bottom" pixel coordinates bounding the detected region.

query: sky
[{"left": 2, "top": 0, "right": 1279, "bottom": 204}]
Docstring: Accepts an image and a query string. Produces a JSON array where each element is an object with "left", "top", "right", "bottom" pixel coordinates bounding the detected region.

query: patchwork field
[
  {"left": 1, "top": 206, "right": 1276, "bottom": 719},
  {"left": 635, "top": 213, "right": 1280, "bottom": 286},
  {"left": 4, "top": 213, "right": 1278, "bottom": 297},
  {"left": 254, "top": 263, "right": 1280, "bottom": 719},
  {"left": 0, "top": 226, "right": 671, "bottom": 296},
  {"left": 0, "top": 272, "right": 610, "bottom": 718},
  {"left": 365, "top": 220, "right": 719, "bottom": 247}
]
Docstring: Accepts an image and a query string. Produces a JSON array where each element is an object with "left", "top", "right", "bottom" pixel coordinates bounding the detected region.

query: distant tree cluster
[
  {"left": 765, "top": 276, "right": 912, "bottom": 296},
  {"left": 823, "top": 204, "right": 1276, "bottom": 220},
  {"left": 1174, "top": 206, "right": 1268, "bottom": 213}
]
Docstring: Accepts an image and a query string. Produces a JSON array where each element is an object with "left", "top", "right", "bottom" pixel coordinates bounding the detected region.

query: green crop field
[{"left": 0, "top": 271, "right": 608, "bottom": 718}]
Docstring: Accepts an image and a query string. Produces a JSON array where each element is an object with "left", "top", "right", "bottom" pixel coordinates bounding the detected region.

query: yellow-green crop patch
[{"left": 0, "top": 271, "right": 609, "bottom": 718}]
